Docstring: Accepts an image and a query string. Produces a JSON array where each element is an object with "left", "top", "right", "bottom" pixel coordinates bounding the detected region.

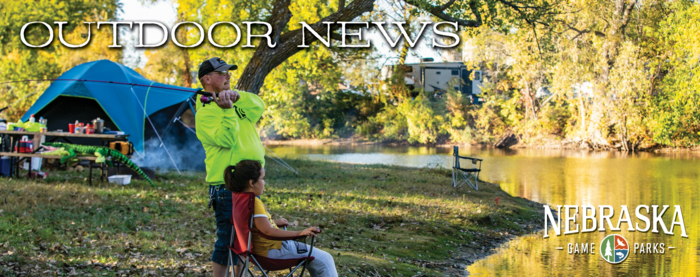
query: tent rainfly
[{"left": 21, "top": 60, "right": 200, "bottom": 153}]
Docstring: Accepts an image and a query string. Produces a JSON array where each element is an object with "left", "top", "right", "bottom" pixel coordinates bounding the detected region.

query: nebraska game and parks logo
[
  {"left": 542, "top": 205, "right": 688, "bottom": 264},
  {"left": 600, "top": 234, "right": 629, "bottom": 264}
]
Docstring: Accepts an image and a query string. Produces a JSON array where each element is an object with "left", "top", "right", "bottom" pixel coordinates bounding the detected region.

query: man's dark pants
[{"left": 210, "top": 185, "right": 238, "bottom": 265}]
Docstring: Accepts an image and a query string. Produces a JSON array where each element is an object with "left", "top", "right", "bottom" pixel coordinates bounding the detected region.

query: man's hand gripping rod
[{"left": 195, "top": 89, "right": 218, "bottom": 107}]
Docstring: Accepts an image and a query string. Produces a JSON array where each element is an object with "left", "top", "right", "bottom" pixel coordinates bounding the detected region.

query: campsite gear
[
  {"left": 28, "top": 114, "right": 35, "bottom": 124},
  {"left": 18, "top": 136, "right": 30, "bottom": 153},
  {"left": 0, "top": 133, "right": 10, "bottom": 152},
  {"left": 27, "top": 138, "right": 34, "bottom": 153},
  {"left": 17, "top": 136, "right": 34, "bottom": 153},
  {"left": 42, "top": 142, "right": 155, "bottom": 187},
  {"left": 7, "top": 121, "right": 19, "bottom": 131},
  {"left": 39, "top": 117, "right": 47, "bottom": 126},
  {"left": 452, "top": 146, "right": 482, "bottom": 190},
  {"left": 29, "top": 171, "right": 47, "bottom": 179},
  {"left": 108, "top": 175, "right": 131, "bottom": 185},
  {"left": 40, "top": 127, "right": 47, "bottom": 132},
  {"left": 0, "top": 121, "right": 6, "bottom": 131},
  {"left": 108, "top": 166, "right": 154, "bottom": 180},
  {"left": 22, "top": 157, "right": 42, "bottom": 171},
  {"left": 227, "top": 192, "right": 319, "bottom": 277},
  {"left": 93, "top": 117, "right": 104, "bottom": 133},
  {"left": 109, "top": 141, "right": 133, "bottom": 155},
  {"left": 10, "top": 119, "right": 43, "bottom": 132},
  {"left": 86, "top": 124, "right": 94, "bottom": 134},
  {"left": 0, "top": 156, "right": 10, "bottom": 176},
  {"left": 68, "top": 123, "right": 75, "bottom": 133},
  {"left": 19, "top": 60, "right": 200, "bottom": 155}
]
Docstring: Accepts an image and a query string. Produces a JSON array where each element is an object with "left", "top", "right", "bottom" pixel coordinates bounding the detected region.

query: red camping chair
[{"left": 226, "top": 192, "right": 320, "bottom": 277}]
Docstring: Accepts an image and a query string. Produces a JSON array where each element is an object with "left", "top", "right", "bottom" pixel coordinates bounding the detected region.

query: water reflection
[{"left": 266, "top": 145, "right": 699, "bottom": 276}]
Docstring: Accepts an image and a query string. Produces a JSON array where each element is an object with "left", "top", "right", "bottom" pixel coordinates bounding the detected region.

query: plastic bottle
[{"left": 29, "top": 114, "right": 35, "bottom": 124}]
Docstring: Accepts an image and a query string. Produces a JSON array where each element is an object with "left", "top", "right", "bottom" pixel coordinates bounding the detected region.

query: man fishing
[{"left": 194, "top": 57, "right": 284, "bottom": 276}]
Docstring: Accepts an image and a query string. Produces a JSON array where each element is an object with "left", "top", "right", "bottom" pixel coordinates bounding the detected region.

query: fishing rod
[{"left": 1, "top": 78, "right": 220, "bottom": 107}]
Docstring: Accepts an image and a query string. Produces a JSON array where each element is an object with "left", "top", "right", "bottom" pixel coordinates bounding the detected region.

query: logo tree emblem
[{"left": 600, "top": 234, "right": 629, "bottom": 264}]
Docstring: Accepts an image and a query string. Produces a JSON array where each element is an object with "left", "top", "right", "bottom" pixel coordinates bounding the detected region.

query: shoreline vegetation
[
  {"left": 0, "top": 159, "right": 546, "bottom": 276},
  {"left": 262, "top": 138, "right": 700, "bottom": 153}
]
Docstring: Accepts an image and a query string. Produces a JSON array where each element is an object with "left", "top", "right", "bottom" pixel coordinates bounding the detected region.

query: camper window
[
  {"left": 436, "top": 71, "right": 441, "bottom": 75},
  {"left": 474, "top": 71, "right": 482, "bottom": 81},
  {"left": 451, "top": 70, "right": 458, "bottom": 75}
]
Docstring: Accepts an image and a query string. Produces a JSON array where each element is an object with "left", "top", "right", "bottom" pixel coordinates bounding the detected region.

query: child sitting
[{"left": 224, "top": 160, "right": 338, "bottom": 277}]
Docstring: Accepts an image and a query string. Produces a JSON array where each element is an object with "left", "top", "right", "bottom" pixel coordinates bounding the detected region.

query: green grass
[{"left": 0, "top": 159, "right": 543, "bottom": 276}]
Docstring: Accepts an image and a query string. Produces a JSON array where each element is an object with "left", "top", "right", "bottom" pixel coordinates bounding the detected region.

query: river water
[{"left": 265, "top": 145, "right": 699, "bottom": 276}]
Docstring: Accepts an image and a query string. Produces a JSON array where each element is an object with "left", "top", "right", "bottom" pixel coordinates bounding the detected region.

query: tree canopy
[
  {"left": 0, "top": 0, "right": 121, "bottom": 120},
  {"left": 3, "top": 0, "right": 699, "bottom": 149}
]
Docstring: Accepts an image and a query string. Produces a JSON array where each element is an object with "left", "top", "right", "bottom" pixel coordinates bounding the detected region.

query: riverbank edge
[
  {"left": 440, "top": 181, "right": 551, "bottom": 276},
  {"left": 262, "top": 138, "right": 700, "bottom": 153},
  {"left": 0, "top": 159, "right": 549, "bottom": 276}
]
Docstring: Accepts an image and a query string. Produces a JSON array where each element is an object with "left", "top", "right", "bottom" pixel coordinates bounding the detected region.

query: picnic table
[{"left": 0, "top": 130, "right": 129, "bottom": 185}]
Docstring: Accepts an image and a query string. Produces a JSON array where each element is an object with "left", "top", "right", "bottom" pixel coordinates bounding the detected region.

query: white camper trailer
[{"left": 401, "top": 60, "right": 482, "bottom": 97}]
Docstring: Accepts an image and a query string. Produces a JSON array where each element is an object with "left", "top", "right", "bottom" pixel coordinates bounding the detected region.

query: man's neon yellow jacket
[{"left": 195, "top": 91, "right": 266, "bottom": 185}]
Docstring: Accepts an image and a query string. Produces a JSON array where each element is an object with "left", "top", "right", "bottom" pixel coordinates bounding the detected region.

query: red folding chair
[{"left": 226, "top": 192, "right": 319, "bottom": 277}]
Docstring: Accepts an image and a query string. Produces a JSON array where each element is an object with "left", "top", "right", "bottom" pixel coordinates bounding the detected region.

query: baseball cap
[{"left": 198, "top": 57, "right": 238, "bottom": 79}]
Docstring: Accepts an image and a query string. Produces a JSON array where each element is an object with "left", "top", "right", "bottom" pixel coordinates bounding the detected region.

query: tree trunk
[
  {"left": 578, "top": 94, "right": 586, "bottom": 135},
  {"left": 235, "top": 0, "right": 375, "bottom": 94},
  {"left": 398, "top": 41, "right": 410, "bottom": 65},
  {"left": 586, "top": 0, "right": 637, "bottom": 147},
  {"left": 176, "top": 17, "right": 192, "bottom": 88},
  {"left": 181, "top": 50, "right": 192, "bottom": 88}
]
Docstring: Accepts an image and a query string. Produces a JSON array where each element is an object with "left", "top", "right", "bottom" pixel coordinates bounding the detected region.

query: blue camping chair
[{"left": 452, "top": 146, "right": 482, "bottom": 190}]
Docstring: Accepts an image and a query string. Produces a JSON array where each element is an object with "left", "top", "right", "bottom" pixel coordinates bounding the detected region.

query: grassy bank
[{"left": 0, "top": 159, "right": 545, "bottom": 276}]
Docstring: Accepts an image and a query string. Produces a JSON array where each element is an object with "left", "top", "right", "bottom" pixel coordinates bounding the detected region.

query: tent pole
[{"left": 130, "top": 87, "right": 181, "bottom": 175}]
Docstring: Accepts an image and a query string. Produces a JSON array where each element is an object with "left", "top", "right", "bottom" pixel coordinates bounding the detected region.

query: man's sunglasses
[{"left": 210, "top": 71, "right": 230, "bottom": 76}]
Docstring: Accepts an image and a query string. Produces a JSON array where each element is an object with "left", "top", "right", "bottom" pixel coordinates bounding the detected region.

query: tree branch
[
  {"left": 277, "top": 0, "right": 375, "bottom": 48},
  {"left": 497, "top": 0, "right": 543, "bottom": 10},
  {"left": 438, "top": 0, "right": 457, "bottom": 11},
  {"left": 267, "top": 0, "right": 293, "bottom": 46},
  {"left": 619, "top": 0, "right": 637, "bottom": 34},
  {"left": 330, "top": 32, "right": 344, "bottom": 41},
  {"left": 338, "top": 0, "right": 345, "bottom": 10},
  {"left": 235, "top": 0, "right": 375, "bottom": 93},
  {"left": 403, "top": 0, "right": 482, "bottom": 28},
  {"left": 555, "top": 20, "right": 605, "bottom": 40}
]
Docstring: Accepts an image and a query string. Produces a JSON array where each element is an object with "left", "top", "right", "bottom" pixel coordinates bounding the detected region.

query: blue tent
[{"left": 21, "top": 60, "right": 199, "bottom": 154}]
